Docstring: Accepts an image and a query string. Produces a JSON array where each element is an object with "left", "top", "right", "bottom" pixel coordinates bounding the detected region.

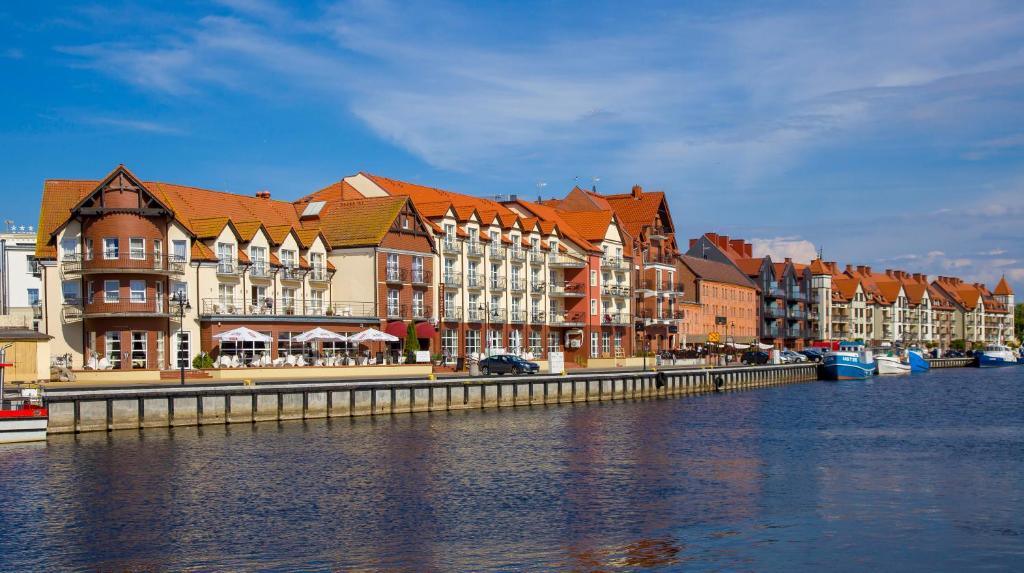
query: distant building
[{"left": 0, "top": 225, "right": 43, "bottom": 330}]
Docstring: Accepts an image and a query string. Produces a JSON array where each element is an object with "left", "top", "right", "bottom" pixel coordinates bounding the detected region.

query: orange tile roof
[
  {"left": 507, "top": 199, "right": 599, "bottom": 252},
  {"left": 315, "top": 195, "right": 408, "bottom": 248},
  {"left": 994, "top": 275, "right": 1014, "bottom": 296},
  {"left": 191, "top": 241, "right": 217, "bottom": 262},
  {"left": 293, "top": 228, "right": 327, "bottom": 249},
  {"left": 809, "top": 259, "right": 828, "bottom": 274},
  {"left": 735, "top": 258, "right": 765, "bottom": 277},
  {"left": 191, "top": 217, "right": 234, "bottom": 240},
  {"left": 602, "top": 190, "right": 672, "bottom": 239},
  {"left": 833, "top": 277, "right": 860, "bottom": 301},
  {"left": 556, "top": 210, "right": 614, "bottom": 242},
  {"left": 295, "top": 180, "right": 364, "bottom": 205},
  {"left": 234, "top": 221, "right": 264, "bottom": 242}
]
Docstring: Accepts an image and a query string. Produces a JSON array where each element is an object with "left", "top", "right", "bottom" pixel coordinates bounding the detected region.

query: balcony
[
  {"left": 509, "top": 249, "right": 527, "bottom": 262},
  {"left": 530, "top": 311, "right": 547, "bottom": 323},
  {"left": 489, "top": 276, "right": 506, "bottom": 290},
  {"left": 63, "top": 298, "right": 171, "bottom": 322},
  {"left": 601, "top": 256, "right": 630, "bottom": 271},
  {"left": 466, "top": 242, "right": 484, "bottom": 257},
  {"left": 765, "top": 325, "right": 781, "bottom": 338},
  {"left": 549, "top": 282, "right": 585, "bottom": 297},
  {"left": 31, "top": 303, "right": 42, "bottom": 319},
  {"left": 765, "top": 306, "right": 787, "bottom": 318},
  {"left": 442, "top": 306, "right": 462, "bottom": 321},
  {"left": 443, "top": 272, "right": 463, "bottom": 288},
  {"left": 308, "top": 268, "right": 329, "bottom": 283},
  {"left": 199, "top": 298, "right": 375, "bottom": 319},
  {"left": 787, "top": 308, "right": 807, "bottom": 320},
  {"left": 61, "top": 253, "right": 186, "bottom": 276},
  {"left": 547, "top": 253, "right": 586, "bottom": 268},
  {"left": 387, "top": 304, "right": 409, "bottom": 319},
  {"left": 489, "top": 246, "right": 505, "bottom": 260},
  {"left": 488, "top": 308, "right": 506, "bottom": 323},
  {"left": 788, "top": 288, "right": 805, "bottom": 301},
  {"left": 412, "top": 305, "right": 432, "bottom": 320},
  {"left": 385, "top": 267, "right": 408, "bottom": 283},
  {"left": 411, "top": 269, "right": 431, "bottom": 286},
  {"left": 786, "top": 328, "right": 804, "bottom": 339},
  {"left": 601, "top": 284, "right": 630, "bottom": 297},
  {"left": 509, "top": 309, "right": 526, "bottom": 323},
  {"left": 549, "top": 311, "right": 584, "bottom": 326},
  {"left": 466, "top": 307, "right": 485, "bottom": 322},
  {"left": 280, "top": 266, "right": 303, "bottom": 281},
  {"left": 466, "top": 273, "right": 485, "bottom": 289},
  {"left": 509, "top": 279, "right": 526, "bottom": 292},
  {"left": 530, "top": 282, "right": 547, "bottom": 295},
  {"left": 765, "top": 283, "right": 785, "bottom": 298},
  {"left": 529, "top": 251, "right": 546, "bottom": 265},
  {"left": 248, "top": 262, "right": 271, "bottom": 279},
  {"left": 647, "top": 226, "right": 669, "bottom": 240},
  {"left": 602, "top": 312, "right": 629, "bottom": 325},
  {"left": 642, "top": 253, "right": 675, "bottom": 268},
  {"left": 441, "top": 240, "right": 462, "bottom": 255}
]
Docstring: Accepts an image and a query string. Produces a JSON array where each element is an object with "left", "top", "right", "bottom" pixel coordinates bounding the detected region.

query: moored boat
[
  {"left": 876, "top": 353, "right": 911, "bottom": 375},
  {"left": 975, "top": 345, "right": 1018, "bottom": 368},
  {"left": 0, "top": 353, "right": 48, "bottom": 444},
  {"left": 907, "top": 349, "right": 930, "bottom": 373},
  {"left": 821, "top": 341, "right": 876, "bottom": 380}
]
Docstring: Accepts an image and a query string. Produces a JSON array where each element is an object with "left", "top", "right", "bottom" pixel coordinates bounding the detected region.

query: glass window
[
  {"left": 130, "top": 280, "right": 146, "bottom": 303},
  {"left": 591, "top": 299, "right": 597, "bottom": 315},
  {"left": 509, "top": 329, "right": 521, "bottom": 351},
  {"left": 129, "top": 238, "right": 145, "bottom": 260},
  {"left": 488, "top": 328, "right": 502, "bottom": 350},
  {"left": 106, "top": 331, "right": 122, "bottom": 369},
  {"left": 172, "top": 240, "right": 187, "bottom": 262},
  {"left": 104, "top": 280, "right": 119, "bottom": 303},
  {"left": 27, "top": 288, "right": 39, "bottom": 305},
  {"left": 591, "top": 332, "right": 599, "bottom": 357},
  {"left": 442, "top": 329, "right": 458, "bottom": 357},
  {"left": 529, "top": 330, "right": 541, "bottom": 354},
  {"left": 277, "top": 331, "right": 309, "bottom": 358},
  {"left": 388, "top": 289, "right": 400, "bottom": 315},
  {"left": 548, "top": 332, "right": 560, "bottom": 353},
  {"left": 103, "top": 237, "right": 119, "bottom": 259},
  {"left": 61, "top": 238, "right": 78, "bottom": 259},
  {"left": 466, "top": 329, "right": 481, "bottom": 356},
  {"left": 602, "top": 332, "right": 610, "bottom": 355},
  {"left": 413, "top": 291, "right": 425, "bottom": 317}
]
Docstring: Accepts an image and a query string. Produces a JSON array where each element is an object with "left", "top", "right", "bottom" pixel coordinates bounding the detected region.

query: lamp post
[{"left": 172, "top": 291, "right": 191, "bottom": 386}]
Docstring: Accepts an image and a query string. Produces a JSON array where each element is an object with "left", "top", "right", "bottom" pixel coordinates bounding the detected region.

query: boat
[
  {"left": 876, "top": 351, "right": 911, "bottom": 375},
  {"left": 821, "top": 341, "right": 876, "bottom": 380},
  {"left": 975, "top": 344, "right": 1019, "bottom": 368},
  {"left": 0, "top": 357, "right": 48, "bottom": 443},
  {"left": 907, "top": 348, "right": 931, "bottom": 373}
]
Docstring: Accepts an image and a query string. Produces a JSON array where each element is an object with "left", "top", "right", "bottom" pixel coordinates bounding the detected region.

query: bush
[
  {"left": 192, "top": 352, "right": 214, "bottom": 369},
  {"left": 404, "top": 322, "right": 420, "bottom": 363}
]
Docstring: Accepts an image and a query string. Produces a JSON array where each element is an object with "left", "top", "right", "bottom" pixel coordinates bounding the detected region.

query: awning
[
  {"left": 415, "top": 321, "right": 437, "bottom": 339},
  {"left": 384, "top": 321, "right": 408, "bottom": 338}
]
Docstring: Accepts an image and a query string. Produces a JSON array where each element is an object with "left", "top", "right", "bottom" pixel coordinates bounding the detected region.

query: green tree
[
  {"left": 1016, "top": 303, "right": 1023, "bottom": 342},
  {"left": 404, "top": 322, "right": 420, "bottom": 363}
]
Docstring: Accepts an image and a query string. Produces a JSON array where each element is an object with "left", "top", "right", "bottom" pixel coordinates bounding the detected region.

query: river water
[{"left": 2, "top": 367, "right": 1023, "bottom": 572}]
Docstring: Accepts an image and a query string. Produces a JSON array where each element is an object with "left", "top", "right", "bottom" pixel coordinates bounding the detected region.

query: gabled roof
[
  {"left": 679, "top": 255, "right": 759, "bottom": 290},
  {"left": 556, "top": 210, "right": 614, "bottom": 243},
  {"left": 602, "top": 187, "right": 674, "bottom": 240},
  {"left": 233, "top": 221, "right": 266, "bottom": 243},
  {"left": 192, "top": 217, "right": 239, "bottom": 240},
  {"left": 735, "top": 257, "right": 767, "bottom": 278},
  {"left": 506, "top": 199, "right": 599, "bottom": 253},
  {"left": 994, "top": 275, "right": 1014, "bottom": 296},
  {"left": 315, "top": 195, "right": 410, "bottom": 248}
]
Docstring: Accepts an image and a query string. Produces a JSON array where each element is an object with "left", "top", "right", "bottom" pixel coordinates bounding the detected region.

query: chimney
[
  {"left": 886, "top": 269, "right": 895, "bottom": 278},
  {"left": 718, "top": 235, "right": 730, "bottom": 250},
  {"left": 846, "top": 264, "right": 854, "bottom": 273},
  {"left": 865, "top": 266, "right": 872, "bottom": 274},
  {"left": 785, "top": 257, "right": 792, "bottom": 264},
  {"left": 744, "top": 243, "right": 753, "bottom": 258},
  {"left": 857, "top": 265, "right": 867, "bottom": 274},
  {"left": 255, "top": 190, "right": 271, "bottom": 199},
  {"left": 688, "top": 238, "right": 697, "bottom": 249},
  {"left": 631, "top": 185, "right": 642, "bottom": 199},
  {"left": 729, "top": 239, "right": 745, "bottom": 254}
]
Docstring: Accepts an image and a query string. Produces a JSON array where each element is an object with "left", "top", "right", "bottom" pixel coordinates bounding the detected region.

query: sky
[{"left": 2, "top": 0, "right": 1023, "bottom": 288}]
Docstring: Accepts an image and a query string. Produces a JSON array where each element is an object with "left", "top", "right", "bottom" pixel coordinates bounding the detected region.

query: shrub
[{"left": 192, "top": 352, "right": 214, "bottom": 369}]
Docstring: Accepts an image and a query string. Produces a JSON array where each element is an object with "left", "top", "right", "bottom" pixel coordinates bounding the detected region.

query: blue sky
[{"left": 2, "top": 0, "right": 1023, "bottom": 287}]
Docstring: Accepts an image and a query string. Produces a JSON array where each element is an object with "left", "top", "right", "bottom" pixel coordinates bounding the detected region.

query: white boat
[
  {"left": 0, "top": 351, "right": 48, "bottom": 444},
  {"left": 876, "top": 353, "right": 911, "bottom": 375}
]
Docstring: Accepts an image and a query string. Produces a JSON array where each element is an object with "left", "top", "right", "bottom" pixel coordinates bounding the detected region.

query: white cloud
[
  {"left": 750, "top": 236, "right": 818, "bottom": 262},
  {"left": 80, "top": 116, "right": 186, "bottom": 135},
  {"left": 979, "top": 248, "right": 1008, "bottom": 256}
]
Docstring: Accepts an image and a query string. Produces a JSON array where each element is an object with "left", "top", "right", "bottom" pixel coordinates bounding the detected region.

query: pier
[{"left": 45, "top": 363, "right": 819, "bottom": 434}]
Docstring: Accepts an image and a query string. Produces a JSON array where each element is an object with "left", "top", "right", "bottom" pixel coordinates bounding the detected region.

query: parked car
[
  {"left": 479, "top": 355, "right": 540, "bottom": 375},
  {"left": 780, "top": 350, "right": 808, "bottom": 363},
  {"left": 741, "top": 351, "right": 770, "bottom": 365},
  {"left": 799, "top": 349, "right": 824, "bottom": 362}
]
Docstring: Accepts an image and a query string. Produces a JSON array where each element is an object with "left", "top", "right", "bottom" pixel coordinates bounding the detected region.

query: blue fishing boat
[
  {"left": 907, "top": 349, "right": 930, "bottom": 373},
  {"left": 975, "top": 345, "right": 1018, "bottom": 368},
  {"left": 821, "top": 341, "right": 876, "bottom": 380}
]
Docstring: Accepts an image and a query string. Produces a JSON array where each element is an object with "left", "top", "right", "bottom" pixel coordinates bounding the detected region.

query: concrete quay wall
[
  {"left": 45, "top": 364, "right": 819, "bottom": 434},
  {"left": 926, "top": 358, "right": 974, "bottom": 368}
]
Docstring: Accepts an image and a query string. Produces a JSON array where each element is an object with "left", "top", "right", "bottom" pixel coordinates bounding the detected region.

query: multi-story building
[
  {"left": 685, "top": 233, "right": 812, "bottom": 349},
  {"left": 33, "top": 165, "right": 432, "bottom": 370},
  {"left": 0, "top": 225, "right": 43, "bottom": 330},
  {"left": 676, "top": 255, "right": 759, "bottom": 346},
  {"left": 932, "top": 275, "right": 1014, "bottom": 345}
]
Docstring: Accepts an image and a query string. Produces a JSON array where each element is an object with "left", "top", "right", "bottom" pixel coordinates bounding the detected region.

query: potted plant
[{"left": 326, "top": 306, "right": 335, "bottom": 316}]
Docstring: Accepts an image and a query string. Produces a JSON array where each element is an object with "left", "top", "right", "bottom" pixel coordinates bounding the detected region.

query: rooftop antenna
[
  {"left": 536, "top": 181, "right": 547, "bottom": 202},
  {"left": 3, "top": 220, "right": 12, "bottom": 232},
  {"left": 592, "top": 176, "right": 600, "bottom": 193}
]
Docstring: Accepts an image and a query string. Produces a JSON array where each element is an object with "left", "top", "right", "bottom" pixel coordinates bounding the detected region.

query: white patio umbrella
[
  {"left": 212, "top": 326, "right": 272, "bottom": 343},
  {"left": 349, "top": 328, "right": 400, "bottom": 364},
  {"left": 293, "top": 327, "right": 348, "bottom": 343}
]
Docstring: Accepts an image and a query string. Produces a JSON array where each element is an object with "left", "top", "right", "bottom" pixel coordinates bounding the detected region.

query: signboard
[
  {"left": 549, "top": 351, "right": 565, "bottom": 374},
  {"left": 715, "top": 316, "right": 727, "bottom": 326},
  {"left": 415, "top": 351, "right": 431, "bottom": 363},
  {"left": 707, "top": 331, "right": 721, "bottom": 343}
]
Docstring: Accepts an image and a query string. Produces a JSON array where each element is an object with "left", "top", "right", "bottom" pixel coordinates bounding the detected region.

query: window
[
  {"left": 103, "top": 237, "right": 119, "bottom": 259},
  {"left": 445, "top": 292, "right": 456, "bottom": 316},
  {"left": 413, "top": 291, "right": 425, "bottom": 317},
  {"left": 529, "top": 330, "right": 541, "bottom": 354},
  {"left": 251, "top": 285, "right": 268, "bottom": 309},
  {"left": 412, "top": 256, "right": 424, "bottom": 282},
  {"left": 509, "top": 329, "right": 521, "bottom": 351},
  {"left": 591, "top": 299, "right": 597, "bottom": 316},
  {"left": 172, "top": 240, "right": 187, "bottom": 262},
  {"left": 387, "top": 253, "right": 400, "bottom": 281},
  {"left": 27, "top": 288, "right": 39, "bottom": 305},
  {"left": 250, "top": 246, "right": 267, "bottom": 276},
  {"left": 130, "top": 280, "right": 146, "bottom": 303},
  {"left": 61, "top": 238, "right": 79, "bottom": 259},
  {"left": 278, "top": 331, "right": 308, "bottom": 358},
  {"left": 490, "top": 295, "right": 501, "bottom": 319},
  {"left": 442, "top": 329, "right": 458, "bottom": 357},
  {"left": 602, "top": 332, "right": 610, "bottom": 355},
  {"left": 310, "top": 289, "right": 324, "bottom": 314},
  {"left": 106, "top": 331, "right": 122, "bottom": 369},
  {"left": 548, "top": 332, "right": 560, "bottom": 353},
  {"left": 310, "top": 252, "right": 325, "bottom": 279},
  {"left": 615, "top": 333, "right": 622, "bottom": 351},
  {"left": 131, "top": 332, "right": 148, "bottom": 369},
  {"left": 591, "top": 270, "right": 597, "bottom": 286},
  {"left": 466, "top": 329, "right": 481, "bottom": 356},
  {"left": 84, "top": 238, "right": 93, "bottom": 260},
  {"left": 591, "top": 332, "right": 599, "bottom": 357},
  {"left": 175, "top": 331, "right": 191, "bottom": 369},
  {"left": 282, "top": 287, "right": 296, "bottom": 312},
  {"left": 217, "top": 242, "right": 234, "bottom": 273},
  {"left": 156, "top": 331, "right": 165, "bottom": 369},
  {"left": 129, "top": 238, "right": 145, "bottom": 260},
  {"left": 104, "top": 280, "right": 119, "bottom": 303},
  {"left": 388, "top": 289, "right": 400, "bottom": 316},
  {"left": 488, "top": 328, "right": 502, "bottom": 350}
]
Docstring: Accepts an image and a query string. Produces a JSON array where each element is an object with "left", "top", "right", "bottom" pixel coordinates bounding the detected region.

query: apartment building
[
  {"left": 676, "top": 255, "right": 759, "bottom": 345},
  {"left": 33, "top": 165, "right": 432, "bottom": 370},
  {"left": 686, "top": 233, "right": 812, "bottom": 349},
  {"left": 0, "top": 225, "right": 43, "bottom": 329},
  {"left": 932, "top": 276, "right": 1014, "bottom": 345}
]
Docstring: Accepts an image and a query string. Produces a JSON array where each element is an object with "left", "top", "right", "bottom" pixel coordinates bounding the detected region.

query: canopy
[
  {"left": 415, "top": 321, "right": 437, "bottom": 339},
  {"left": 349, "top": 328, "right": 400, "bottom": 343},
  {"left": 384, "top": 321, "right": 408, "bottom": 338},
  {"left": 294, "top": 327, "right": 348, "bottom": 343},
  {"left": 213, "top": 327, "right": 272, "bottom": 343},
  {"left": 756, "top": 342, "right": 773, "bottom": 350}
]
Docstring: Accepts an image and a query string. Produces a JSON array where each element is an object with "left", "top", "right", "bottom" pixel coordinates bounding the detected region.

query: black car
[
  {"left": 799, "top": 349, "right": 824, "bottom": 363},
  {"left": 479, "top": 355, "right": 540, "bottom": 375},
  {"left": 741, "top": 351, "right": 770, "bottom": 365}
]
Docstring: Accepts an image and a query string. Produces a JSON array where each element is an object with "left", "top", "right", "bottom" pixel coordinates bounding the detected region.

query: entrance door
[
  {"left": 175, "top": 331, "right": 191, "bottom": 369},
  {"left": 131, "top": 332, "right": 148, "bottom": 369}
]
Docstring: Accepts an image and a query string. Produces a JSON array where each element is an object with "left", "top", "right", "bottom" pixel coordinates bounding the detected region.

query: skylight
[{"left": 301, "top": 201, "right": 325, "bottom": 218}]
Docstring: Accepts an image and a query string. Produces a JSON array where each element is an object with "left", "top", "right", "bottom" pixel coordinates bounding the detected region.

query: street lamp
[{"left": 171, "top": 291, "right": 191, "bottom": 386}]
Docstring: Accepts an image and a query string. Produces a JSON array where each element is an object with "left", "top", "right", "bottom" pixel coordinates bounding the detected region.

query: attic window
[{"left": 301, "top": 201, "right": 326, "bottom": 218}]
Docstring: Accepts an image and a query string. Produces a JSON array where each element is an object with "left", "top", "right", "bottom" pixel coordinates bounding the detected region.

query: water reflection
[{"left": 0, "top": 368, "right": 1022, "bottom": 571}]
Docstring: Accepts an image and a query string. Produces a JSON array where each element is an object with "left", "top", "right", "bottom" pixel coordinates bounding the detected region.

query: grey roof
[
  {"left": 679, "top": 255, "right": 759, "bottom": 290},
  {"left": 0, "top": 328, "right": 53, "bottom": 341}
]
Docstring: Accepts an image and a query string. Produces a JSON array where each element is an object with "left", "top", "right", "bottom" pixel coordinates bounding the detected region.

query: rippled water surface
[{"left": 2, "top": 368, "right": 1024, "bottom": 572}]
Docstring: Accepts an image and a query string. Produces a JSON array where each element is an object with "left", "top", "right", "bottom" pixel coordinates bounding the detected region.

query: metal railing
[
  {"left": 601, "top": 284, "right": 630, "bottom": 297},
  {"left": 530, "top": 311, "right": 547, "bottom": 323},
  {"left": 642, "top": 253, "right": 675, "bottom": 266},
  {"left": 489, "top": 276, "right": 506, "bottom": 290},
  {"left": 199, "top": 298, "right": 375, "bottom": 318},
  {"left": 309, "top": 268, "right": 329, "bottom": 282},
  {"left": 601, "top": 257, "right": 630, "bottom": 270},
  {"left": 443, "top": 273, "right": 463, "bottom": 287},
  {"left": 466, "top": 242, "right": 484, "bottom": 257},
  {"left": 765, "top": 306, "right": 787, "bottom": 318},
  {"left": 411, "top": 269, "right": 431, "bottom": 285},
  {"left": 549, "top": 311, "right": 584, "bottom": 325},
  {"left": 509, "top": 249, "right": 527, "bottom": 262},
  {"left": 509, "top": 279, "right": 526, "bottom": 292},
  {"left": 63, "top": 298, "right": 171, "bottom": 321},
  {"left": 387, "top": 304, "right": 409, "bottom": 319},
  {"left": 602, "top": 312, "right": 629, "bottom": 325},
  {"left": 385, "top": 267, "right": 408, "bottom": 283},
  {"left": 466, "top": 273, "right": 485, "bottom": 289},
  {"left": 61, "top": 252, "right": 186, "bottom": 275},
  {"left": 788, "top": 308, "right": 807, "bottom": 319},
  {"left": 280, "top": 266, "right": 303, "bottom": 281},
  {"left": 549, "top": 282, "right": 585, "bottom": 296},
  {"left": 466, "top": 307, "right": 485, "bottom": 322},
  {"left": 412, "top": 305, "right": 432, "bottom": 320},
  {"left": 529, "top": 251, "right": 546, "bottom": 264},
  {"left": 489, "top": 246, "right": 505, "bottom": 259},
  {"left": 548, "top": 253, "right": 587, "bottom": 267},
  {"left": 441, "top": 240, "right": 462, "bottom": 254},
  {"left": 488, "top": 308, "right": 506, "bottom": 323},
  {"left": 442, "top": 306, "right": 463, "bottom": 321},
  {"left": 509, "top": 310, "right": 526, "bottom": 323},
  {"left": 530, "top": 282, "right": 546, "bottom": 294}
]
